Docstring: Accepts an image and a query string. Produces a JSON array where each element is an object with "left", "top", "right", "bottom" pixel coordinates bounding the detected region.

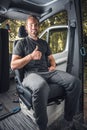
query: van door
[
  {"left": 40, "top": 25, "right": 69, "bottom": 71},
  {"left": 39, "top": 0, "right": 84, "bottom": 118}
]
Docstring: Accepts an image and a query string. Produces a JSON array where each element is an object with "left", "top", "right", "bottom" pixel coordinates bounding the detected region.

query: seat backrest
[
  {"left": 13, "top": 24, "right": 28, "bottom": 81},
  {"left": 18, "top": 25, "right": 28, "bottom": 38},
  {"left": 15, "top": 68, "right": 24, "bottom": 82}
]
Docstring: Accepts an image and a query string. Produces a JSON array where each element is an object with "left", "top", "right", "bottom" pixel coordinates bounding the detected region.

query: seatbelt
[{"left": 66, "top": 21, "right": 76, "bottom": 73}]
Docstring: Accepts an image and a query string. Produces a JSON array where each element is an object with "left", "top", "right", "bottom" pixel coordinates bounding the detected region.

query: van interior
[{"left": 0, "top": 0, "right": 87, "bottom": 130}]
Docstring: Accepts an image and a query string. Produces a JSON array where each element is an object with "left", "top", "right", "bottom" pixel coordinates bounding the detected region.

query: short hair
[{"left": 26, "top": 15, "right": 39, "bottom": 24}]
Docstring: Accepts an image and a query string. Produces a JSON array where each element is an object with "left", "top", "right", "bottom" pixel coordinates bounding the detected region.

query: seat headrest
[{"left": 18, "top": 25, "right": 28, "bottom": 38}]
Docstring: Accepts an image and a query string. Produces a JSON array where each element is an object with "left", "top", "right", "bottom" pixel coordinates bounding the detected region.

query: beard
[{"left": 31, "top": 30, "right": 38, "bottom": 37}]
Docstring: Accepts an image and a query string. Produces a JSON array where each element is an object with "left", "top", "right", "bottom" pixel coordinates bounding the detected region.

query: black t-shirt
[{"left": 13, "top": 37, "right": 52, "bottom": 72}]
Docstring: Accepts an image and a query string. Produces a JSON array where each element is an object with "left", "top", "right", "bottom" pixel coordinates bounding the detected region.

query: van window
[
  {"left": 39, "top": 11, "right": 67, "bottom": 32},
  {"left": 49, "top": 28, "right": 67, "bottom": 53},
  {"left": 41, "top": 28, "right": 67, "bottom": 54},
  {"left": 40, "top": 11, "right": 68, "bottom": 54},
  {"left": 41, "top": 31, "right": 48, "bottom": 41}
]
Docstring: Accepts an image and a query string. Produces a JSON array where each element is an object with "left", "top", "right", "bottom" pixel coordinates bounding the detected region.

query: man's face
[{"left": 26, "top": 17, "right": 39, "bottom": 38}]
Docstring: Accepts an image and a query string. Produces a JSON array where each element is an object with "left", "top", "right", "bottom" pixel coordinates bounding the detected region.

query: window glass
[
  {"left": 39, "top": 11, "right": 68, "bottom": 33},
  {"left": 41, "top": 31, "right": 47, "bottom": 41},
  {"left": 40, "top": 11, "right": 68, "bottom": 54},
  {"left": 49, "top": 28, "right": 67, "bottom": 54}
]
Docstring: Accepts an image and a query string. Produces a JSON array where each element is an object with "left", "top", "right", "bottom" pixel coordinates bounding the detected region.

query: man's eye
[{"left": 30, "top": 24, "right": 38, "bottom": 26}]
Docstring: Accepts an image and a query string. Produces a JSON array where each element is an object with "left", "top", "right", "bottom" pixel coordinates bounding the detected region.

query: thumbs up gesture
[
  {"left": 34, "top": 45, "right": 38, "bottom": 51},
  {"left": 31, "top": 45, "right": 42, "bottom": 60}
]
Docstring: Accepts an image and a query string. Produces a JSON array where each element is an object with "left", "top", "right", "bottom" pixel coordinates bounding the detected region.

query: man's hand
[
  {"left": 48, "top": 55, "right": 56, "bottom": 71},
  {"left": 31, "top": 46, "right": 42, "bottom": 60},
  {"left": 48, "top": 66, "right": 56, "bottom": 71}
]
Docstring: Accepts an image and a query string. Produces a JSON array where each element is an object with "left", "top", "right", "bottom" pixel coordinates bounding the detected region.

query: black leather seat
[{"left": 14, "top": 25, "right": 65, "bottom": 110}]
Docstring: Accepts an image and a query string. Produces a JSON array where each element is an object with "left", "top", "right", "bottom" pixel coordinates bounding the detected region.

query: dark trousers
[{"left": 22, "top": 70, "right": 81, "bottom": 130}]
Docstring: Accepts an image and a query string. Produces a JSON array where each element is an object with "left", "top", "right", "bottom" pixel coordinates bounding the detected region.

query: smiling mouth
[{"left": 31, "top": 30, "right": 38, "bottom": 34}]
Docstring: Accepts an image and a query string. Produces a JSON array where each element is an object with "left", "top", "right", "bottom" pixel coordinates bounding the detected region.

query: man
[{"left": 11, "top": 15, "right": 81, "bottom": 130}]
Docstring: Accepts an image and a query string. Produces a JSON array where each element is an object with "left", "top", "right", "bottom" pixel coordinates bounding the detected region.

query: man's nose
[
  {"left": 32, "top": 24, "right": 36, "bottom": 28},
  {"left": 32, "top": 24, "right": 38, "bottom": 28}
]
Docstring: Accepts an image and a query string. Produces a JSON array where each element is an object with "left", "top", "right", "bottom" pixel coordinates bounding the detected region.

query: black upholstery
[
  {"left": 0, "top": 29, "right": 9, "bottom": 93},
  {"left": 15, "top": 70, "right": 32, "bottom": 109},
  {"left": 18, "top": 25, "right": 28, "bottom": 37}
]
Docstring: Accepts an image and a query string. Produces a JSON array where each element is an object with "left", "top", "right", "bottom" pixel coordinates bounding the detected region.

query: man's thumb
[{"left": 35, "top": 45, "right": 38, "bottom": 51}]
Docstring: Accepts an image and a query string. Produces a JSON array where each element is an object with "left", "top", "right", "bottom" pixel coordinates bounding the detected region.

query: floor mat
[{"left": 0, "top": 79, "right": 21, "bottom": 120}]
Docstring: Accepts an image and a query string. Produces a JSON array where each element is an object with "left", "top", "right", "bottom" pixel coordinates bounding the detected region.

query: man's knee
[
  {"left": 23, "top": 73, "right": 48, "bottom": 88},
  {"left": 33, "top": 80, "right": 50, "bottom": 97},
  {"left": 32, "top": 78, "right": 50, "bottom": 107},
  {"left": 27, "top": 73, "right": 50, "bottom": 96},
  {"left": 71, "top": 76, "right": 81, "bottom": 93}
]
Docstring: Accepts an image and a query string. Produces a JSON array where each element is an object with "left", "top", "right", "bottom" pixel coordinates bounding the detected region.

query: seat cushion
[{"left": 48, "top": 83, "right": 65, "bottom": 99}]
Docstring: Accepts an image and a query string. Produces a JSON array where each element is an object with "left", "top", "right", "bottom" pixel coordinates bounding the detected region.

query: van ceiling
[
  {"left": 20, "top": 0, "right": 56, "bottom": 5},
  {"left": 0, "top": 0, "right": 59, "bottom": 22}
]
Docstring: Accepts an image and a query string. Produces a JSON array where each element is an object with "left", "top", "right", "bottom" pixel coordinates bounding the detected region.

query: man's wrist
[
  {"left": 26, "top": 54, "right": 33, "bottom": 61},
  {"left": 29, "top": 54, "right": 33, "bottom": 60},
  {"left": 52, "top": 64, "right": 56, "bottom": 67}
]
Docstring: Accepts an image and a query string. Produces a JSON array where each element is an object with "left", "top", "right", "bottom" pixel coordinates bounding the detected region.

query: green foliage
[
  {"left": 39, "top": 11, "right": 68, "bottom": 54},
  {"left": 1, "top": 19, "right": 25, "bottom": 53},
  {"left": 39, "top": 11, "right": 67, "bottom": 34},
  {"left": 82, "top": 0, "right": 87, "bottom": 36}
]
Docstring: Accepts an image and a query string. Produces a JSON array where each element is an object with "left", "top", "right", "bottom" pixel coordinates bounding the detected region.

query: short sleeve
[
  {"left": 13, "top": 40, "right": 24, "bottom": 57},
  {"left": 45, "top": 41, "right": 52, "bottom": 56}
]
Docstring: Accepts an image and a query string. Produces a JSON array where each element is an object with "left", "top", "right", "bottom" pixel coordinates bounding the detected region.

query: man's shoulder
[
  {"left": 39, "top": 38, "right": 47, "bottom": 44},
  {"left": 19, "top": 37, "right": 29, "bottom": 45},
  {"left": 20, "top": 37, "right": 27, "bottom": 43},
  {"left": 14, "top": 37, "right": 27, "bottom": 48}
]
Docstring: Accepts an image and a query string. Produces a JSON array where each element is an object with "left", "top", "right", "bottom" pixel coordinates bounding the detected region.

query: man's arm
[
  {"left": 48, "top": 54, "right": 56, "bottom": 71},
  {"left": 11, "top": 54, "right": 32, "bottom": 70},
  {"left": 11, "top": 46, "right": 42, "bottom": 70}
]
